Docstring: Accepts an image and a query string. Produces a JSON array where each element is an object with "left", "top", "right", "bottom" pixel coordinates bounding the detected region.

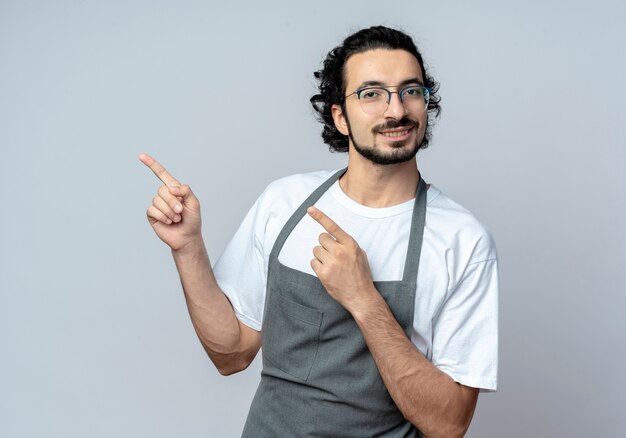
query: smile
[
  {"left": 378, "top": 126, "right": 413, "bottom": 139},
  {"left": 381, "top": 129, "right": 410, "bottom": 137}
]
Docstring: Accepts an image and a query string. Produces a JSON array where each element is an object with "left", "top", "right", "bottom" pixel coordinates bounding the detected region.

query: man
[{"left": 140, "top": 26, "right": 498, "bottom": 437}]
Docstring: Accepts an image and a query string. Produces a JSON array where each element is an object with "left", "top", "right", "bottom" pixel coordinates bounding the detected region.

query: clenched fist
[{"left": 139, "top": 153, "right": 202, "bottom": 251}]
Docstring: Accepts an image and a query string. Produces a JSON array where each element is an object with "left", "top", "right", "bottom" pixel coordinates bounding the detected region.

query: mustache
[{"left": 372, "top": 118, "right": 417, "bottom": 134}]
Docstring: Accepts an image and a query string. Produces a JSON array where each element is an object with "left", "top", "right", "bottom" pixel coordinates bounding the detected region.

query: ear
[{"left": 331, "top": 103, "right": 350, "bottom": 136}]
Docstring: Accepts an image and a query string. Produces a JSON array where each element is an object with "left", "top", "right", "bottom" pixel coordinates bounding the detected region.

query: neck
[{"left": 339, "top": 151, "right": 421, "bottom": 208}]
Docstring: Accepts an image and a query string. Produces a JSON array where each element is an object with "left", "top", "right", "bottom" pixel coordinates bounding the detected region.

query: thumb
[{"left": 168, "top": 184, "right": 198, "bottom": 205}]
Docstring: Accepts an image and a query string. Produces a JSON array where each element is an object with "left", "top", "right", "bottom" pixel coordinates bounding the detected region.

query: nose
[{"left": 384, "top": 91, "right": 408, "bottom": 119}]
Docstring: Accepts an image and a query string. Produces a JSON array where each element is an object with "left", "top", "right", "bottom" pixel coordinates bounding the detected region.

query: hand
[
  {"left": 139, "top": 153, "right": 202, "bottom": 251},
  {"left": 307, "top": 206, "right": 378, "bottom": 313}
]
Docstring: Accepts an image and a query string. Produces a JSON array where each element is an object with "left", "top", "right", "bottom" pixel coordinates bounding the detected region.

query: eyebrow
[{"left": 355, "top": 77, "right": 424, "bottom": 89}]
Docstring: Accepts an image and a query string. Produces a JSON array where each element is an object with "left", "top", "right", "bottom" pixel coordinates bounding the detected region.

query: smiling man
[
  {"left": 141, "top": 26, "right": 498, "bottom": 437},
  {"left": 337, "top": 50, "right": 429, "bottom": 165}
]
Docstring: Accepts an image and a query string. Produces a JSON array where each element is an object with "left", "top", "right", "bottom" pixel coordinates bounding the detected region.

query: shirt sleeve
[
  {"left": 431, "top": 258, "right": 499, "bottom": 392},
  {"left": 212, "top": 191, "right": 269, "bottom": 332}
]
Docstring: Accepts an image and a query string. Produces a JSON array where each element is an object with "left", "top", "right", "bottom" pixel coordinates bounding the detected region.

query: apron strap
[
  {"left": 269, "top": 168, "right": 347, "bottom": 260},
  {"left": 402, "top": 177, "right": 428, "bottom": 283}
]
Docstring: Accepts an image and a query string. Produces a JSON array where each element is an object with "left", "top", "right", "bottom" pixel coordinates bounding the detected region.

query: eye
[
  {"left": 359, "top": 89, "right": 383, "bottom": 100},
  {"left": 404, "top": 87, "right": 425, "bottom": 97}
]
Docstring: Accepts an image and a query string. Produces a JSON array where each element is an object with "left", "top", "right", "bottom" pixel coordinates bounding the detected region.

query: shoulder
[
  {"left": 426, "top": 185, "right": 497, "bottom": 263},
  {"left": 249, "top": 169, "right": 340, "bottom": 243},
  {"left": 264, "top": 169, "right": 340, "bottom": 197},
  {"left": 256, "top": 169, "right": 341, "bottom": 215}
]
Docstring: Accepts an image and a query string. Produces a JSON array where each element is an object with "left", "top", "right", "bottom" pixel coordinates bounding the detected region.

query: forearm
[
  {"left": 171, "top": 237, "right": 249, "bottom": 372},
  {"left": 352, "top": 292, "right": 477, "bottom": 438}
]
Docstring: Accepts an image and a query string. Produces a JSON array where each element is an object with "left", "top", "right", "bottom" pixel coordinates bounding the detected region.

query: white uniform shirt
[{"left": 214, "top": 170, "right": 499, "bottom": 391}]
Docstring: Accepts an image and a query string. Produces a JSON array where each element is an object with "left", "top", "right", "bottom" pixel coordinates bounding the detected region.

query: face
[{"left": 332, "top": 49, "right": 428, "bottom": 165}]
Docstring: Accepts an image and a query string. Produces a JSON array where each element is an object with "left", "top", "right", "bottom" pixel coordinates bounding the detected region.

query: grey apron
[{"left": 242, "top": 168, "right": 427, "bottom": 437}]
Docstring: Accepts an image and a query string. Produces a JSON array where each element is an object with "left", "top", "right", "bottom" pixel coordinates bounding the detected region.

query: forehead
[{"left": 343, "top": 49, "right": 424, "bottom": 90}]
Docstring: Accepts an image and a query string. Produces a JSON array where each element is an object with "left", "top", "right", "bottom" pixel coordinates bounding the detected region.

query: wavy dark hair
[{"left": 310, "top": 26, "right": 441, "bottom": 153}]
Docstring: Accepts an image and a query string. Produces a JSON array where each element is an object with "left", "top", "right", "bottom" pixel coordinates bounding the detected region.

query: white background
[{"left": 1, "top": 0, "right": 625, "bottom": 436}]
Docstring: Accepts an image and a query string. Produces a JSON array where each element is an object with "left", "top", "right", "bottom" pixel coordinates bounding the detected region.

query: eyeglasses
[{"left": 344, "top": 85, "right": 431, "bottom": 115}]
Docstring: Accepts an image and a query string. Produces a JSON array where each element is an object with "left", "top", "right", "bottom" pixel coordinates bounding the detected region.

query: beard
[{"left": 345, "top": 115, "right": 424, "bottom": 165}]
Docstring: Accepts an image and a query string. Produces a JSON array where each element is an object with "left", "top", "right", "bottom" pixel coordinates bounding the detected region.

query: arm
[
  {"left": 172, "top": 238, "right": 261, "bottom": 375},
  {"left": 351, "top": 290, "right": 478, "bottom": 437},
  {"left": 139, "top": 153, "right": 261, "bottom": 375},
  {"left": 307, "top": 207, "right": 478, "bottom": 437}
]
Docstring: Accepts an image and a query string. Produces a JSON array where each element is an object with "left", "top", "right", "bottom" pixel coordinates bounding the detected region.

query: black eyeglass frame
[{"left": 343, "top": 85, "right": 432, "bottom": 108}]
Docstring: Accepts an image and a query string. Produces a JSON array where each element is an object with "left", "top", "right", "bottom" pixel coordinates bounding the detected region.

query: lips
[
  {"left": 379, "top": 128, "right": 412, "bottom": 138},
  {"left": 377, "top": 125, "right": 414, "bottom": 140}
]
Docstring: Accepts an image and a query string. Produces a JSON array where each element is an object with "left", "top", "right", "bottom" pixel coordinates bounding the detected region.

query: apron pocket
[{"left": 263, "top": 291, "right": 323, "bottom": 381}]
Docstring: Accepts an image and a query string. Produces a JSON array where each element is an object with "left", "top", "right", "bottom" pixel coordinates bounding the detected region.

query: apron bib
[{"left": 242, "top": 168, "right": 427, "bottom": 437}]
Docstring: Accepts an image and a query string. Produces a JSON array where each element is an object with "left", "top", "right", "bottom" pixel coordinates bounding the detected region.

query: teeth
[{"left": 381, "top": 129, "right": 409, "bottom": 137}]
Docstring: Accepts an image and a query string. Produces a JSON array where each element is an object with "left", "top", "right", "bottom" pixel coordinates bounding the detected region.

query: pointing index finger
[
  {"left": 307, "top": 206, "right": 350, "bottom": 243},
  {"left": 138, "top": 153, "right": 180, "bottom": 186}
]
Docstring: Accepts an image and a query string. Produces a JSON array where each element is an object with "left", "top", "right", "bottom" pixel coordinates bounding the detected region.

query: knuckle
[
  {"left": 317, "top": 268, "right": 326, "bottom": 281},
  {"left": 147, "top": 206, "right": 162, "bottom": 220}
]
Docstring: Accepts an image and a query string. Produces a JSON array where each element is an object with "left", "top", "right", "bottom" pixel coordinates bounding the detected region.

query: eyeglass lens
[{"left": 357, "top": 87, "right": 429, "bottom": 115}]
